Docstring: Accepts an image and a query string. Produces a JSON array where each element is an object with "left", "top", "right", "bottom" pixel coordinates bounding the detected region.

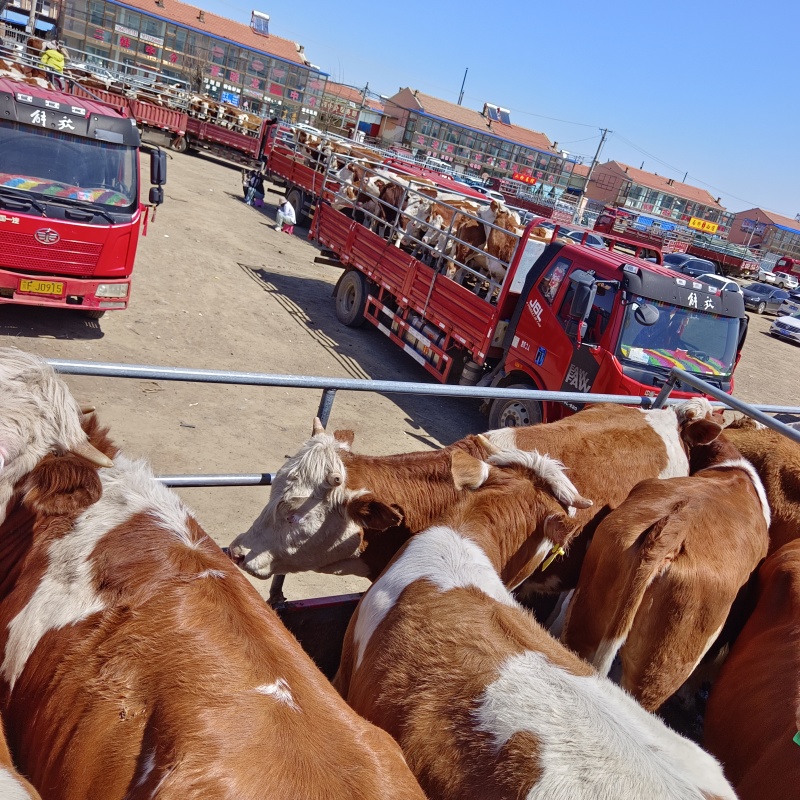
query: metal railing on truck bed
[{"left": 47, "top": 358, "right": 800, "bottom": 674}]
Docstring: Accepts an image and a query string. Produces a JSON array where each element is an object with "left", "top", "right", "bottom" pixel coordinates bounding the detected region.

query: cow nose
[{"left": 224, "top": 545, "right": 246, "bottom": 566}]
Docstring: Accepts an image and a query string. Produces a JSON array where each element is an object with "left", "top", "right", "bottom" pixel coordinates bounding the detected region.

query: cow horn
[
  {"left": 312, "top": 417, "right": 326, "bottom": 436},
  {"left": 476, "top": 433, "right": 500, "bottom": 454},
  {"left": 80, "top": 405, "right": 96, "bottom": 414},
  {"left": 72, "top": 441, "right": 114, "bottom": 468}
]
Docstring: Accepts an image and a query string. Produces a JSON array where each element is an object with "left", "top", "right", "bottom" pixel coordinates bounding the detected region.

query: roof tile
[{"left": 606, "top": 161, "right": 723, "bottom": 208}]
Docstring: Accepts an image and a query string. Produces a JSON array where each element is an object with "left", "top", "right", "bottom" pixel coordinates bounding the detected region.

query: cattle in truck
[{"left": 0, "top": 348, "right": 426, "bottom": 800}]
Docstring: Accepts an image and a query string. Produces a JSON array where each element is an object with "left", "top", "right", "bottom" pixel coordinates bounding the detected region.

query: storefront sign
[
  {"left": 512, "top": 172, "right": 537, "bottom": 185},
  {"left": 114, "top": 24, "right": 138, "bottom": 37},
  {"left": 688, "top": 217, "right": 719, "bottom": 234},
  {"left": 140, "top": 33, "right": 164, "bottom": 46},
  {"left": 741, "top": 218, "right": 766, "bottom": 235}
]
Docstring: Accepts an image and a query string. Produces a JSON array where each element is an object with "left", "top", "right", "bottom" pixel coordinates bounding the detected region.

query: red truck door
[{"left": 503, "top": 250, "right": 620, "bottom": 418}]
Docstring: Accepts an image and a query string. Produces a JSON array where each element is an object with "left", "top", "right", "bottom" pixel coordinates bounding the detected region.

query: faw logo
[
  {"left": 565, "top": 364, "right": 592, "bottom": 393},
  {"left": 34, "top": 228, "right": 60, "bottom": 245}
]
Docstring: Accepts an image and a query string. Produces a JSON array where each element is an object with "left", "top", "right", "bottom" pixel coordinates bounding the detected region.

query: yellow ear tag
[{"left": 541, "top": 544, "right": 565, "bottom": 571}]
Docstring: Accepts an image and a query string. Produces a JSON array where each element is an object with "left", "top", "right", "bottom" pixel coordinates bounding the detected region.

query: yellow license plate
[{"left": 19, "top": 279, "right": 65, "bottom": 296}]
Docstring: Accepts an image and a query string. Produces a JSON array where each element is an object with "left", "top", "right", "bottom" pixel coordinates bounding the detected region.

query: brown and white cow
[
  {"left": 703, "top": 538, "right": 800, "bottom": 800},
  {"left": 0, "top": 717, "right": 40, "bottom": 800},
  {"left": 561, "top": 416, "right": 770, "bottom": 710},
  {"left": 335, "top": 446, "right": 736, "bottom": 800},
  {"left": 0, "top": 348, "right": 425, "bottom": 800},
  {"left": 723, "top": 418, "right": 800, "bottom": 553},
  {"left": 229, "top": 401, "right": 696, "bottom": 590}
]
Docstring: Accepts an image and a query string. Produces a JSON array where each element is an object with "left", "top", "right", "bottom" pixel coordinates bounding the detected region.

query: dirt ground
[{"left": 2, "top": 151, "right": 798, "bottom": 601}]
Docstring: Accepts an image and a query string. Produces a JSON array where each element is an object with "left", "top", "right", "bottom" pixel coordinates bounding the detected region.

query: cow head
[
  {"left": 0, "top": 348, "right": 113, "bottom": 524},
  {"left": 228, "top": 419, "right": 401, "bottom": 578}
]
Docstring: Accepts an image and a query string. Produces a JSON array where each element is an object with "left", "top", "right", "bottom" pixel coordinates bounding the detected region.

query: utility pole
[
  {"left": 575, "top": 127, "right": 609, "bottom": 223},
  {"left": 351, "top": 82, "right": 368, "bottom": 141},
  {"left": 457, "top": 68, "right": 468, "bottom": 105}
]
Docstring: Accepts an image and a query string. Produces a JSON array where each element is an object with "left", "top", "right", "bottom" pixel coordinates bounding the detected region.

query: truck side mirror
[
  {"left": 149, "top": 186, "right": 164, "bottom": 206},
  {"left": 150, "top": 150, "right": 167, "bottom": 186},
  {"left": 568, "top": 270, "right": 597, "bottom": 321},
  {"left": 634, "top": 303, "right": 660, "bottom": 326}
]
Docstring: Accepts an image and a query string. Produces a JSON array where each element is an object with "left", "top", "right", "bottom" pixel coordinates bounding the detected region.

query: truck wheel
[
  {"left": 286, "top": 187, "right": 305, "bottom": 226},
  {"left": 170, "top": 136, "right": 188, "bottom": 153},
  {"left": 488, "top": 384, "right": 542, "bottom": 429},
  {"left": 757, "top": 301, "right": 766, "bottom": 315},
  {"left": 335, "top": 270, "right": 367, "bottom": 327},
  {"left": 83, "top": 310, "right": 106, "bottom": 319}
]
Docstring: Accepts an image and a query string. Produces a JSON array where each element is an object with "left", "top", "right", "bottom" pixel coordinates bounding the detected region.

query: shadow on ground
[
  {"left": 238, "top": 261, "right": 487, "bottom": 447},
  {"left": 0, "top": 305, "right": 104, "bottom": 340}
]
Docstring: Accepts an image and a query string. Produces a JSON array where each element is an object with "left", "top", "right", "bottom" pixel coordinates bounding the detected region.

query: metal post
[
  {"left": 457, "top": 68, "right": 468, "bottom": 105},
  {"left": 652, "top": 374, "right": 678, "bottom": 408},
  {"left": 316, "top": 388, "right": 337, "bottom": 427}
]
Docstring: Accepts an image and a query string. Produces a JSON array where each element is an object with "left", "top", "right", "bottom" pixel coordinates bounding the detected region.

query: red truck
[
  {"left": 594, "top": 207, "right": 760, "bottom": 278},
  {"left": 0, "top": 75, "right": 166, "bottom": 316},
  {"left": 307, "top": 174, "right": 747, "bottom": 427}
]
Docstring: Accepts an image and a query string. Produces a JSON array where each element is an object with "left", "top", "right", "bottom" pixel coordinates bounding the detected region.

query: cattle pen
[{"left": 47, "top": 356, "right": 800, "bottom": 677}]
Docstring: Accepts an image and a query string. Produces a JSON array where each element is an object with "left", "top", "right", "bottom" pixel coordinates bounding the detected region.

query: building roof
[
  {"left": 603, "top": 161, "right": 723, "bottom": 209},
  {"left": 107, "top": 0, "right": 318, "bottom": 68},
  {"left": 736, "top": 207, "right": 800, "bottom": 232},
  {"left": 393, "top": 89, "right": 555, "bottom": 155},
  {"left": 323, "top": 81, "right": 383, "bottom": 112}
]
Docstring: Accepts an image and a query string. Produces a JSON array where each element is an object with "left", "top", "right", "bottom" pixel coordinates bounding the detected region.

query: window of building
[
  {"left": 140, "top": 16, "right": 166, "bottom": 39},
  {"left": 117, "top": 10, "right": 141, "bottom": 31}
]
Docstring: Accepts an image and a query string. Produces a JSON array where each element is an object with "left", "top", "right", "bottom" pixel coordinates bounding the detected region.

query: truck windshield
[
  {"left": 617, "top": 299, "right": 740, "bottom": 377},
  {"left": 0, "top": 121, "right": 137, "bottom": 208}
]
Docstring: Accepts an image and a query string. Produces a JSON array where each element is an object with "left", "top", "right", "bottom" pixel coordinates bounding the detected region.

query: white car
[
  {"left": 778, "top": 292, "right": 800, "bottom": 316},
  {"left": 697, "top": 273, "right": 742, "bottom": 294},
  {"left": 772, "top": 272, "right": 799, "bottom": 290},
  {"left": 757, "top": 267, "right": 776, "bottom": 284},
  {"left": 770, "top": 311, "right": 800, "bottom": 345}
]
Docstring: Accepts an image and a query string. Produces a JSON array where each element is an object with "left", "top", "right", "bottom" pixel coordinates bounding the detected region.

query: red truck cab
[
  {"left": 491, "top": 241, "right": 747, "bottom": 424},
  {"left": 0, "top": 77, "right": 165, "bottom": 316}
]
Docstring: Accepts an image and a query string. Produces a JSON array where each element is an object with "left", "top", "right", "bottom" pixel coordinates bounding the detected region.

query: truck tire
[
  {"left": 488, "top": 383, "right": 543, "bottom": 430},
  {"left": 170, "top": 135, "right": 188, "bottom": 153},
  {"left": 83, "top": 310, "right": 106, "bottom": 319},
  {"left": 286, "top": 187, "right": 305, "bottom": 226},
  {"left": 756, "top": 301, "right": 766, "bottom": 315},
  {"left": 335, "top": 270, "right": 368, "bottom": 327}
]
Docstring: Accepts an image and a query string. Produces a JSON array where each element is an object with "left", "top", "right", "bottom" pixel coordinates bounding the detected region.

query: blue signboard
[{"left": 220, "top": 91, "right": 240, "bottom": 107}]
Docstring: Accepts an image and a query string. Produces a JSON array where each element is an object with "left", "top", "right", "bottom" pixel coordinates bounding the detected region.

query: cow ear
[
  {"left": 333, "top": 429, "right": 355, "bottom": 448},
  {"left": 23, "top": 453, "right": 102, "bottom": 516},
  {"left": 347, "top": 495, "right": 403, "bottom": 531},
  {"left": 682, "top": 418, "right": 722, "bottom": 448},
  {"left": 451, "top": 450, "right": 489, "bottom": 491}
]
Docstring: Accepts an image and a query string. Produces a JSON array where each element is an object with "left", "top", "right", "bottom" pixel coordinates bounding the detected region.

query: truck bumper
[{"left": 0, "top": 269, "right": 130, "bottom": 312}]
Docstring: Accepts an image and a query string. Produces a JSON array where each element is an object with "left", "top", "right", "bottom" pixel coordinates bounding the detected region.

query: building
[
  {"left": 584, "top": 161, "right": 734, "bottom": 237},
  {"left": 1, "top": 0, "right": 60, "bottom": 38},
  {"left": 379, "top": 88, "right": 579, "bottom": 197},
  {"left": 318, "top": 81, "right": 385, "bottom": 139},
  {"left": 55, "top": 0, "right": 327, "bottom": 121},
  {"left": 727, "top": 208, "right": 800, "bottom": 258}
]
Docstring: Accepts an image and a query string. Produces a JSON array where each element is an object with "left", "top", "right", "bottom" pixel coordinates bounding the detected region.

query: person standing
[{"left": 276, "top": 197, "right": 296, "bottom": 234}]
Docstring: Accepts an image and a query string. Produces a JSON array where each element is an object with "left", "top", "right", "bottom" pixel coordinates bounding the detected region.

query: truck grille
[{"left": 0, "top": 230, "right": 102, "bottom": 276}]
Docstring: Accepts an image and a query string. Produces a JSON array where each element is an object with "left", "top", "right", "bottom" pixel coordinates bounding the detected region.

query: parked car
[
  {"left": 770, "top": 310, "right": 800, "bottom": 345},
  {"left": 698, "top": 274, "right": 742, "bottom": 294},
  {"left": 757, "top": 266, "right": 776, "bottom": 284},
  {"left": 471, "top": 186, "right": 507, "bottom": 204},
  {"left": 662, "top": 253, "right": 720, "bottom": 278},
  {"left": 536, "top": 222, "right": 604, "bottom": 248},
  {"left": 741, "top": 283, "right": 790, "bottom": 314},
  {"left": 772, "top": 271, "right": 799, "bottom": 290},
  {"left": 778, "top": 289, "right": 800, "bottom": 316}
]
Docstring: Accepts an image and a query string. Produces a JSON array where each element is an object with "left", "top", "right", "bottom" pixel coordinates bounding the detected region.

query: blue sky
[{"left": 201, "top": 0, "right": 797, "bottom": 218}]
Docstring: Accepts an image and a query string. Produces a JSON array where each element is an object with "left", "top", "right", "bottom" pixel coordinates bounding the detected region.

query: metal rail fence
[{"left": 49, "top": 358, "right": 800, "bottom": 490}]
